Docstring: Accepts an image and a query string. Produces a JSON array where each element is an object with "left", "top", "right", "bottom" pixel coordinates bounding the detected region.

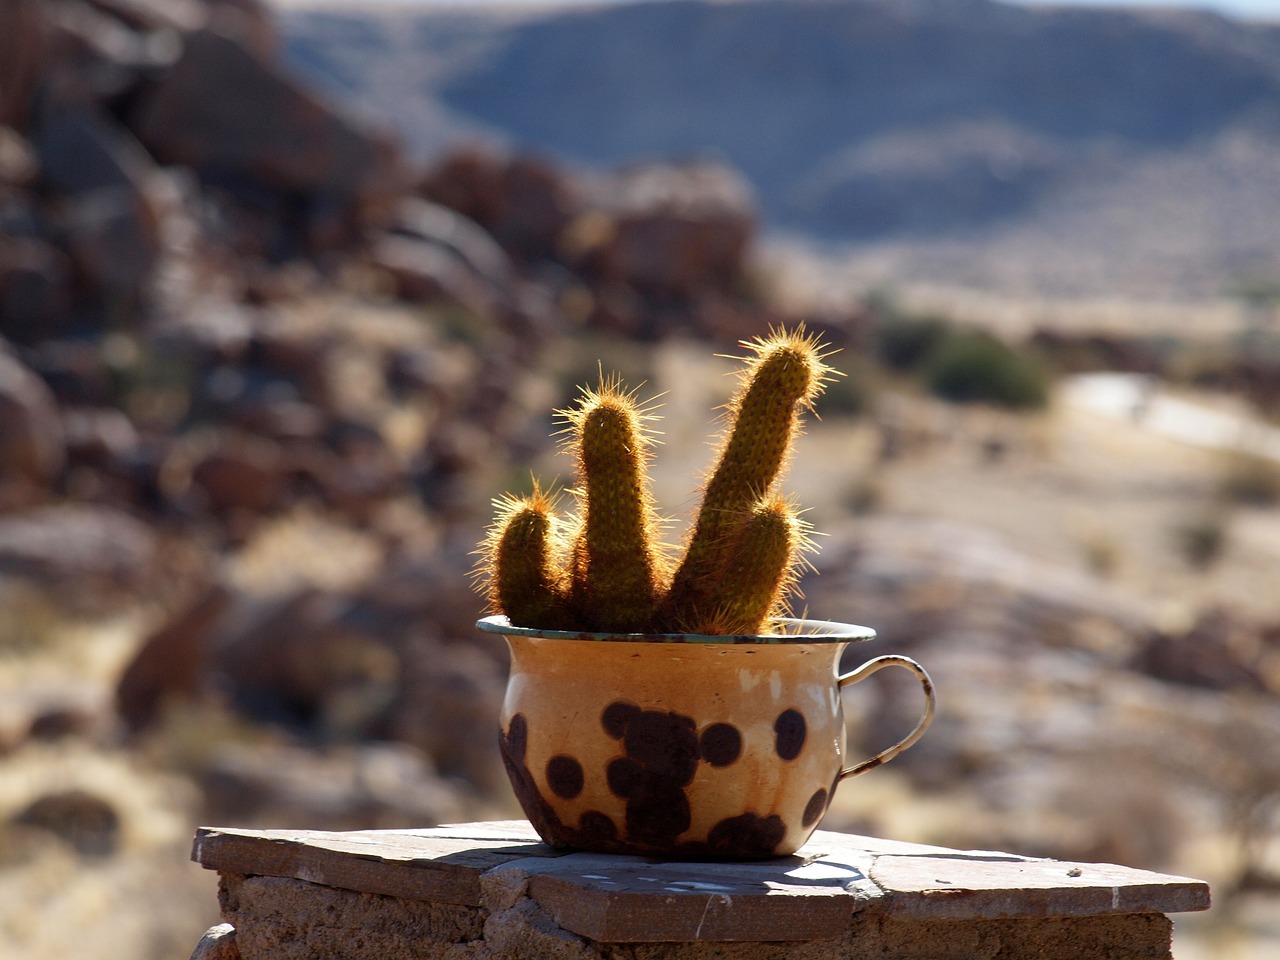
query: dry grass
[{"left": 0, "top": 740, "right": 219, "bottom": 960}]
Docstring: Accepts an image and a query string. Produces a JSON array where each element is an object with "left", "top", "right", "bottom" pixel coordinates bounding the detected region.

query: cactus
[
  {"left": 563, "top": 378, "right": 669, "bottom": 632},
  {"left": 660, "top": 331, "right": 828, "bottom": 630},
  {"left": 483, "top": 483, "right": 573, "bottom": 630},
  {"left": 478, "top": 327, "right": 834, "bottom": 635},
  {"left": 693, "top": 493, "right": 815, "bottom": 636}
]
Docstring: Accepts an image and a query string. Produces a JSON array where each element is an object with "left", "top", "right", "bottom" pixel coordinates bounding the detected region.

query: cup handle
[{"left": 837, "top": 655, "right": 936, "bottom": 781}]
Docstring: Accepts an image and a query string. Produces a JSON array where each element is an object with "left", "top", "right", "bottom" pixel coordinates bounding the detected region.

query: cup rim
[{"left": 474, "top": 614, "right": 876, "bottom": 644}]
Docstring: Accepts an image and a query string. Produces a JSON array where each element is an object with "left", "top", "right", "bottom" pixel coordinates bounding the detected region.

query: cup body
[{"left": 478, "top": 616, "right": 877, "bottom": 859}]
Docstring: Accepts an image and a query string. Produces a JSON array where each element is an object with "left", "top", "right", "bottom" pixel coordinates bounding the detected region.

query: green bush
[
  {"left": 873, "top": 313, "right": 954, "bottom": 372},
  {"left": 1174, "top": 514, "right": 1229, "bottom": 569},
  {"left": 923, "top": 331, "right": 1050, "bottom": 409}
]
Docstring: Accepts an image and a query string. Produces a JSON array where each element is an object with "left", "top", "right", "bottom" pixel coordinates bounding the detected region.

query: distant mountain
[{"left": 279, "top": 0, "right": 1280, "bottom": 297}]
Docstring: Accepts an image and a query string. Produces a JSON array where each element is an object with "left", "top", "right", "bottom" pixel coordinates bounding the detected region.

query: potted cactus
[{"left": 476, "top": 328, "right": 934, "bottom": 859}]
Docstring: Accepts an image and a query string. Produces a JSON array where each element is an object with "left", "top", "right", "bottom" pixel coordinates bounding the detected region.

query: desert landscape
[{"left": 1, "top": 0, "right": 1278, "bottom": 958}]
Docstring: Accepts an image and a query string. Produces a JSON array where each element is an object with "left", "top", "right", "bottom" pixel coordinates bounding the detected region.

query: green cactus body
[
  {"left": 701, "top": 495, "right": 809, "bottom": 635},
  {"left": 663, "top": 334, "right": 826, "bottom": 630},
  {"left": 568, "top": 387, "right": 666, "bottom": 632},
  {"left": 489, "top": 492, "right": 570, "bottom": 630}
]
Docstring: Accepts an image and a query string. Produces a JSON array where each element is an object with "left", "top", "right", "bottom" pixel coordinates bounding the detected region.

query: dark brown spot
[
  {"left": 505, "top": 713, "right": 528, "bottom": 761},
  {"left": 699, "top": 722, "right": 743, "bottom": 767},
  {"left": 577, "top": 811, "right": 617, "bottom": 845},
  {"left": 802, "top": 788, "right": 829, "bottom": 827},
  {"left": 498, "top": 717, "right": 565, "bottom": 846},
  {"left": 625, "top": 781, "right": 691, "bottom": 846},
  {"left": 774, "top": 709, "right": 806, "bottom": 760},
  {"left": 606, "top": 756, "right": 642, "bottom": 798},
  {"left": 546, "top": 754, "right": 585, "bottom": 799},
  {"left": 602, "top": 701, "right": 641, "bottom": 739},
  {"left": 602, "top": 706, "right": 702, "bottom": 849},
  {"left": 623, "top": 710, "right": 700, "bottom": 781},
  {"left": 706, "top": 812, "right": 786, "bottom": 858}
]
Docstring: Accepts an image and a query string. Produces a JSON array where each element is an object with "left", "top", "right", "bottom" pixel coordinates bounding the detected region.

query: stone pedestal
[{"left": 190, "top": 819, "right": 1209, "bottom": 959}]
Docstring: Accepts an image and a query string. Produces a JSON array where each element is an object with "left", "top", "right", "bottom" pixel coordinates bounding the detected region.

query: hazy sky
[
  {"left": 270, "top": 0, "right": 1280, "bottom": 20},
  {"left": 1018, "top": 0, "right": 1279, "bottom": 17}
]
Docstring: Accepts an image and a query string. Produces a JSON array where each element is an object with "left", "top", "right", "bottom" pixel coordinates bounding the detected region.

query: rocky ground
[{"left": 0, "top": 1, "right": 1278, "bottom": 959}]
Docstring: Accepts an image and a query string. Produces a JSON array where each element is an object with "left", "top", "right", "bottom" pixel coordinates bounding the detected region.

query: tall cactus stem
[
  {"left": 562, "top": 378, "right": 667, "bottom": 631},
  {"left": 663, "top": 327, "right": 832, "bottom": 628}
]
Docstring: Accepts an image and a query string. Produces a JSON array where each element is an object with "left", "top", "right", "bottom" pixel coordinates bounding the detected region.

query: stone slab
[
  {"left": 868, "top": 854, "right": 1212, "bottom": 920},
  {"left": 521, "top": 852, "right": 875, "bottom": 942},
  {"left": 193, "top": 822, "right": 564, "bottom": 906},
  {"left": 192, "top": 820, "right": 1211, "bottom": 944}
]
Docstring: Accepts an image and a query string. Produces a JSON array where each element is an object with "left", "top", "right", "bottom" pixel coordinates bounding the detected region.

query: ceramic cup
[{"left": 476, "top": 615, "right": 935, "bottom": 859}]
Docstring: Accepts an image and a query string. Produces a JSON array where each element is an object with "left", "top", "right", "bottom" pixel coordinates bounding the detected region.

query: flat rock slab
[{"left": 193, "top": 820, "right": 1210, "bottom": 943}]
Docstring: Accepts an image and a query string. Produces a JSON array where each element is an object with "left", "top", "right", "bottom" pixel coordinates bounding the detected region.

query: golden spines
[
  {"left": 477, "top": 326, "right": 835, "bottom": 637},
  {"left": 563, "top": 380, "right": 667, "bottom": 632},
  {"left": 484, "top": 485, "right": 571, "bottom": 630},
  {"left": 662, "top": 327, "right": 833, "bottom": 629},
  {"left": 699, "top": 494, "right": 813, "bottom": 636}
]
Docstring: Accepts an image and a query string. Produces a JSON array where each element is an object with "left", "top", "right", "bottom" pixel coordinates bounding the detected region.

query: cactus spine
[
  {"left": 565, "top": 380, "right": 667, "bottom": 632},
  {"left": 661, "top": 333, "right": 826, "bottom": 630},
  {"left": 485, "top": 484, "right": 571, "bottom": 630},
  {"left": 479, "top": 327, "right": 833, "bottom": 635},
  {"left": 696, "top": 493, "right": 814, "bottom": 636}
]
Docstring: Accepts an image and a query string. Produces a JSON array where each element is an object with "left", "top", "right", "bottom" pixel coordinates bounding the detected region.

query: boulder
[
  {"left": 390, "top": 198, "right": 511, "bottom": 285},
  {"left": 40, "top": 0, "right": 170, "bottom": 111},
  {"left": 0, "top": 126, "right": 38, "bottom": 187},
  {"left": 387, "top": 638, "right": 507, "bottom": 793},
  {"left": 0, "top": 0, "right": 47, "bottom": 131},
  {"left": 116, "top": 585, "right": 231, "bottom": 734},
  {"left": 206, "top": 0, "right": 279, "bottom": 63},
  {"left": 213, "top": 589, "right": 400, "bottom": 739},
  {"left": 0, "top": 345, "right": 66, "bottom": 484},
  {"left": 245, "top": 327, "right": 334, "bottom": 407},
  {"left": 61, "top": 183, "right": 161, "bottom": 298},
  {"left": 131, "top": 25, "right": 404, "bottom": 205},
  {"left": 34, "top": 107, "right": 156, "bottom": 197},
  {"left": 83, "top": 0, "right": 206, "bottom": 34},
  {"left": 1129, "top": 608, "right": 1271, "bottom": 693},
  {"left": 420, "top": 148, "right": 580, "bottom": 264},
  {"left": 374, "top": 197, "right": 515, "bottom": 313},
  {"left": 0, "top": 238, "right": 75, "bottom": 344},
  {"left": 188, "top": 433, "right": 290, "bottom": 514},
  {"left": 188, "top": 923, "right": 240, "bottom": 960},
  {"left": 370, "top": 234, "right": 498, "bottom": 316},
  {"left": 11, "top": 788, "right": 121, "bottom": 857},
  {"left": 25, "top": 339, "right": 115, "bottom": 406},
  {"left": 576, "top": 160, "right": 756, "bottom": 300},
  {"left": 293, "top": 421, "right": 407, "bottom": 522},
  {"left": 0, "top": 503, "right": 159, "bottom": 610}
]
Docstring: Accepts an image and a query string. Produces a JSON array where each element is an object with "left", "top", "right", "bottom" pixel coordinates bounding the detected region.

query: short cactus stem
[
  {"left": 702, "top": 494, "right": 810, "bottom": 636},
  {"left": 487, "top": 490, "right": 570, "bottom": 630}
]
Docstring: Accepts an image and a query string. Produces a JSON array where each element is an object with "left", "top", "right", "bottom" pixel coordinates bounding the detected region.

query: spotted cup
[{"left": 476, "top": 616, "right": 935, "bottom": 859}]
